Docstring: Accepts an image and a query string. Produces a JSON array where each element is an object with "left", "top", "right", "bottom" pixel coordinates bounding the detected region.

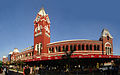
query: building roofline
[{"left": 47, "top": 39, "right": 100, "bottom": 45}]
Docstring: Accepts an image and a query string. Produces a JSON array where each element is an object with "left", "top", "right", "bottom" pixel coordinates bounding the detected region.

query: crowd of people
[
  {"left": 0, "top": 64, "right": 119, "bottom": 75},
  {"left": 0, "top": 66, "right": 8, "bottom": 75}
]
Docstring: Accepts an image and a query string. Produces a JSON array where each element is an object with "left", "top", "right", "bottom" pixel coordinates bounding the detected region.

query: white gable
[{"left": 101, "top": 29, "right": 113, "bottom": 38}]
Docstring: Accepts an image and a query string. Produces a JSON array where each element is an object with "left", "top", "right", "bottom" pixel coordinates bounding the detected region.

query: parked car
[{"left": 99, "top": 65, "right": 113, "bottom": 72}]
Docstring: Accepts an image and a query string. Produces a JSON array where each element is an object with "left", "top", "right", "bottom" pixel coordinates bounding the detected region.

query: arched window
[
  {"left": 110, "top": 48, "right": 111, "bottom": 54},
  {"left": 40, "top": 43, "right": 42, "bottom": 53},
  {"left": 73, "top": 45, "right": 76, "bottom": 51},
  {"left": 94, "top": 45, "right": 96, "bottom": 50},
  {"left": 108, "top": 47, "right": 109, "bottom": 55},
  {"left": 49, "top": 48, "right": 51, "bottom": 53},
  {"left": 105, "top": 47, "right": 107, "bottom": 50},
  {"left": 86, "top": 45, "right": 89, "bottom": 50},
  {"left": 37, "top": 44, "right": 39, "bottom": 54},
  {"left": 35, "top": 27, "right": 38, "bottom": 33},
  {"left": 106, "top": 47, "right": 107, "bottom": 55},
  {"left": 62, "top": 46, "right": 65, "bottom": 51},
  {"left": 39, "top": 25, "right": 42, "bottom": 32},
  {"left": 82, "top": 44, "right": 84, "bottom": 50},
  {"left": 90, "top": 45, "right": 92, "bottom": 50},
  {"left": 105, "top": 47, "right": 111, "bottom": 55},
  {"left": 66, "top": 45, "right": 68, "bottom": 51},
  {"left": 56, "top": 46, "right": 58, "bottom": 52},
  {"left": 25, "top": 54, "right": 27, "bottom": 57},
  {"left": 49, "top": 47, "right": 54, "bottom": 53},
  {"left": 97, "top": 45, "right": 100, "bottom": 50},
  {"left": 58, "top": 46, "right": 61, "bottom": 52},
  {"left": 70, "top": 45, "right": 73, "bottom": 51},
  {"left": 107, "top": 36, "right": 109, "bottom": 40},
  {"left": 78, "top": 44, "right": 81, "bottom": 50},
  {"left": 52, "top": 47, "right": 54, "bottom": 53}
]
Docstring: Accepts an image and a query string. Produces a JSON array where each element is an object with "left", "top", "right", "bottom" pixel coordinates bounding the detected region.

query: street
[
  {"left": 0, "top": 71, "right": 4, "bottom": 75},
  {"left": 0, "top": 70, "right": 120, "bottom": 75},
  {"left": 0, "top": 70, "right": 23, "bottom": 75}
]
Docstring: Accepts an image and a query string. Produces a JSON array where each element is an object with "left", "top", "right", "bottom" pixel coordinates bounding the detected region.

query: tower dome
[
  {"left": 13, "top": 48, "right": 19, "bottom": 53},
  {"left": 9, "top": 51, "right": 13, "bottom": 54}
]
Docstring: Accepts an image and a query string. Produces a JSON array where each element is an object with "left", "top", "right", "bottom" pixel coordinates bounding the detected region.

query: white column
[
  {"left": 54, "top": 47, "right": 56, "bottom": 53},
  {"left": 39, "top": 43, "right": 40, "bottom": 54}
]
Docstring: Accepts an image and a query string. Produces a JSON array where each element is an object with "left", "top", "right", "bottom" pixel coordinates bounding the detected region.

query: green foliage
[
  {"left": 0, "top": 61, "right": 2, "bottom": 67},
  {"left": 0, "top": 61, "right": 2, "bottom": 63}
]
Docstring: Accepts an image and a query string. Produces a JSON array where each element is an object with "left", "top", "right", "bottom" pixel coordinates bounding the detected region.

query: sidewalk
[
  {"left": 9, "top": 69, "right": 23, "bottom": 74},
  {"left": 0, "top": 71, "right": 5, "bottom": 75}
]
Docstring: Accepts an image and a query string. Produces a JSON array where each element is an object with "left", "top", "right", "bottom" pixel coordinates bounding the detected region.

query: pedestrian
[
  {"left": 106, "top": 67, "right": 110, "bottom": 75},
  {"left": 23, "top": 66, "right": 26, "bottom": 75},
  {"left": 24, "top": 65, "right": 30, "bottom": 75},
  {"left": 5, "top": 66, "right": 8, "bottom": 75},
  {"left": 0, "top": 67, "right": 3, "bottom": 73},
  {"left": 38, "top": 67, "right": 41, "bottom": 75},
  {"left": 112, "top": 66, "right": 114, "bottom": 75},
  {"left": 115, "top": 66, "right": 119, "bottom": 75}
]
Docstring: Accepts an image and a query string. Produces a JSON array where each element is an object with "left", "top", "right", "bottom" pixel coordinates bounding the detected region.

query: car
[{"left": 99, "top": 65, "right": 113, "bottom": 72}]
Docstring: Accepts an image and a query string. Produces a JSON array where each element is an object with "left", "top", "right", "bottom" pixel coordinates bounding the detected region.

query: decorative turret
[
  {"left": 101, "top": 29, "right": 113, "bottom": 39},
  {"left": 100, "top": 29, "right": 113, "bottom": 55},
  {"left": 13, "top": 48, "right": 19, "bottom": 53}
]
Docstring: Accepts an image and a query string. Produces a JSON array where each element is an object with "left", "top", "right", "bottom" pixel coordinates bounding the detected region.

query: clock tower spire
[{"left": 34, "top": 7, "right": 50, "bottom": 57}]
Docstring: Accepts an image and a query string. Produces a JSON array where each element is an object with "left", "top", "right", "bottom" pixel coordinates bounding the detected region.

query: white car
[{"left": 99, "top": 65, "right": 113, "bottom": 72}]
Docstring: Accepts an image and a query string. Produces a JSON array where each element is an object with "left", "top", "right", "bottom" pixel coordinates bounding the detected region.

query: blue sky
[{"left": 0, "top": 0, "right": 120, "bottom": 60}]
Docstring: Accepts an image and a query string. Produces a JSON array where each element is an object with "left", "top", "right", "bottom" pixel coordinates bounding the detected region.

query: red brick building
[
  {"left": 32, "top": 7, "right": 114, "bottom": 60},
  {"left": 3, "top": 7, "right": 120, "bottom": 64}
]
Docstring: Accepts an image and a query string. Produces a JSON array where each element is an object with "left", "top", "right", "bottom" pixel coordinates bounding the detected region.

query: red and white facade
[{"left": 3, "top": 7, "right": 120, "bottom": 63}]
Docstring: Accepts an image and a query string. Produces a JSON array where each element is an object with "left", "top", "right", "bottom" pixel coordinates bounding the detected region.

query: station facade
[{"left": 3, "top": 7, "right": 120, "bottom": 64}]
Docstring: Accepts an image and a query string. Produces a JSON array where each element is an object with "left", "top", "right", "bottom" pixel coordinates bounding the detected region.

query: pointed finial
[{"left": 38, "top": 7, "right": 46, "bottom": 16}]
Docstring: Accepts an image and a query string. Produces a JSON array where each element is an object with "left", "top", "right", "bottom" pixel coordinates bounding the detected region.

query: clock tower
[{"left": 34, "top": 8, "right": 50, "bottom": 56}]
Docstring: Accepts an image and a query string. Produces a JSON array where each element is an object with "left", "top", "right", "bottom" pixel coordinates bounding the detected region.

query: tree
[{"left": 62, "top": 49, "right": 74, "bottom": 72}]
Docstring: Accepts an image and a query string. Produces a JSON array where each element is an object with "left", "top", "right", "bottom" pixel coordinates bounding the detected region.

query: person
[
  {"left": 5, "top": 66, "right": 8, "bottom": 75},
  {"left": 24, "top": 66, "right": 30, "bottom": 75},
  {"left": 23, "top": 66, "right": 26, "bottom": 75},
  {"left": 106, "top": 66, "right": 110, "bottom": 75},
  {"left": 0, "top": 67, "right": 3, "bottom": 73},
  {"left": 112, "top": 66, "right": 115, "bottom": 75},
  {"left": 38, "top": 67, "right": 41, "bottom": 75},
  {"left": 115, "top": 66, "right": 119, "bottom": 75}
]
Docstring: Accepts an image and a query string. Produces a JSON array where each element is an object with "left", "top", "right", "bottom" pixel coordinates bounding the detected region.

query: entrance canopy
[{"left": 24, "top": 54, "right": 120, "bottom": 62}]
